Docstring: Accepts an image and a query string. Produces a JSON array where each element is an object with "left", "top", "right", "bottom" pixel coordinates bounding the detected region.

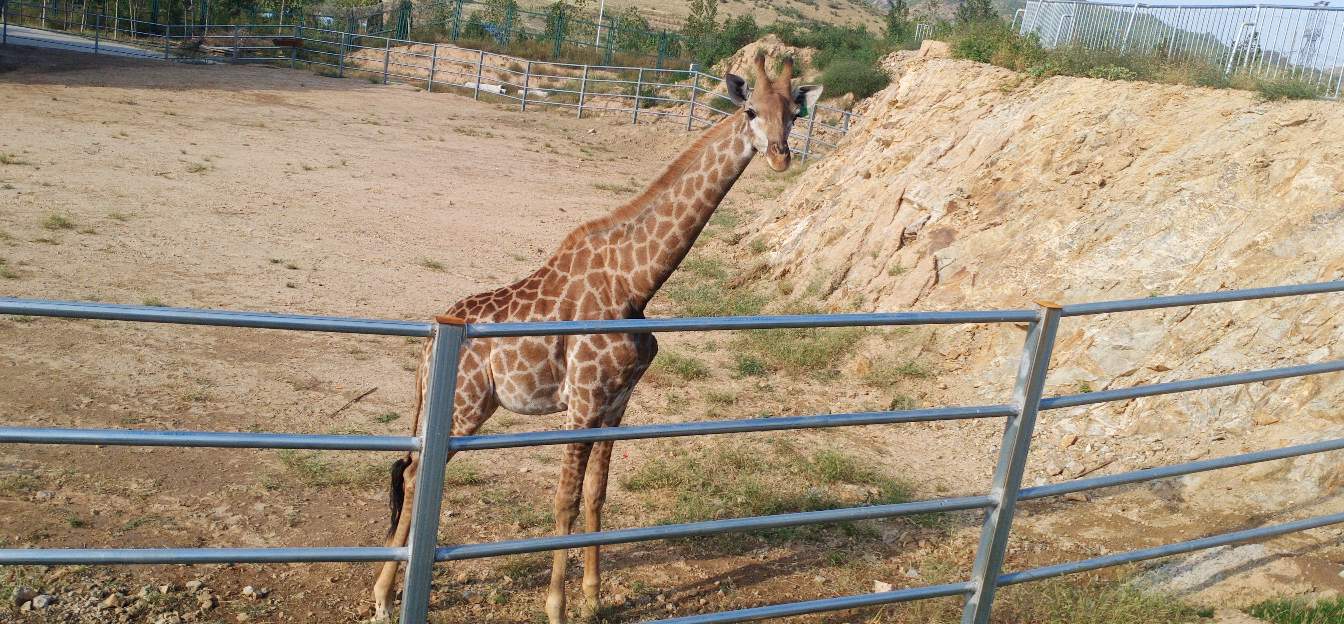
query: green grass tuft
[
  {"left": 1249, "top": 596, "right": 1344, "bottom": 624},
  {"left": 42, "top": 214, "right": 76, "bottom": 230},
  {"left": 653, "top": 351, "right": 710, "bottom": 381}
]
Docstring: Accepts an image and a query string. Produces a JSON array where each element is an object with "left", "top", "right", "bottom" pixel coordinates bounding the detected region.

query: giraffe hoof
[{"left": 545, "top": 594, "right": 567, "bottom": 624}]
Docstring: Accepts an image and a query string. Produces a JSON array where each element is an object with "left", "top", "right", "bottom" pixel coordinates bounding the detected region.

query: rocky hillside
[{"left": 743, "top": 51, "right": 1344, "bottom": 511}]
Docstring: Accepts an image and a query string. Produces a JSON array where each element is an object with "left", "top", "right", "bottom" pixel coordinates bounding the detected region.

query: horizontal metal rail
[
  {"left": 652, "top": 581, "right": 975, "bottom": 624},
  {"left": 1041, "top": 359, "right": 1344, "bottom": 410},
  {"left": 998, "top": 511, "right": 1344, "bottom": 585},
  {"left": 1061, "top": 280, "right": 1344, "bottom": 316},
  {"left": 0, "top": 297, "right": 432, "bottom": 336},
  {"left": 465, "top": 310, "right": 1038, "bottom": 337},
  {"left": 1021, "top": 436, "right": 1344, "bottom": 501},
  {"left": 449, "top": 404, "right": 1014, "bottom": 451},
  {"left": 0, "top": 547, "right": 405, "bottom": 565},
  {"left": 438, "top": 495, "right": 993, "bottom": 560},
  {"left": 0, "top": 426, "right": 418, "bottom": 451}
]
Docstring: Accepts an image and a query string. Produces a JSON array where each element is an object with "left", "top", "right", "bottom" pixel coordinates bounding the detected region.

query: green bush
[
  {"left": 820, "top": 58, "right": 890, "bottom": 99},
  {"left": 1255, "top": 78, "right": 1320, "bottom": 101},
  {"left": 1086, "top": 65, "right": 1137, "bottom": 80},
  {"left": 949, "top": 19, "right": 1017, "bottom": 63}
]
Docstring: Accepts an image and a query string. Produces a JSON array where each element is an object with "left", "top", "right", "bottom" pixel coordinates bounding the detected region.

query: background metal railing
[
  {"left": 0, "top": 0, "right": 857, "bottom": 160},
  {"left": 2, "top": 279, "right": 1343, "bottom": 622},
  {"left": 1019, "top": 0, "right": 1344, "bottom": 100}
]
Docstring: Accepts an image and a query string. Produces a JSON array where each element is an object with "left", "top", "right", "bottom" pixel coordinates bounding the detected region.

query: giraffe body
[{"left": 371, "top": 53, "right": 823, "bottom": 623}]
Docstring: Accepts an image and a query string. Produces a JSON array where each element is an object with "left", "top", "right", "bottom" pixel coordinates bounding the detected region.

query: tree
[
  {"left": 684, "top": 0, "right": 719, "bottom": 64},
  {"left": 955, "top": 0, "right": 997, "bottom": 25},
  {"left": 884, "top": 0, "right": 912, "bottom": 43}
]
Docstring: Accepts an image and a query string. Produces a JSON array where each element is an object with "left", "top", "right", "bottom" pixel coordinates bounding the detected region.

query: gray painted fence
[{"left": 2, "top": 279, "right": 1343, "bottom": 622}]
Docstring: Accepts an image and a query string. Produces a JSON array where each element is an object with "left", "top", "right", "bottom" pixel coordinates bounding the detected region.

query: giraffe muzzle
[{"left": 766, "top": 143, "right": 791, "bottom": 172}]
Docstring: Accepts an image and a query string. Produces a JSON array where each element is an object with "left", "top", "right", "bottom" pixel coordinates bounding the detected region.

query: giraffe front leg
[
  {"left": 581, "top": 440, "right": 614, "bottom": 618},
  {"left": 546, "top": 442, "right": 592, "bottom": 624}
]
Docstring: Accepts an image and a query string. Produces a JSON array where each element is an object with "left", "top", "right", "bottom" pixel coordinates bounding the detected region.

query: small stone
[
  {"left": 904, "top": 568, "right": 921, "bottom": 579},
  {"left": 198, "top": 593, "right": 216, "bottom": 610},
  {"left": 102, "top": 593, "right": 127, "bottom": 609},
  {"left": 242, "top": 586, "right": 256, "bottom": 598},
  {"left": 159, "top": 584, "right": 173, "bottom": 594},
  {"left": 873, "top": 580, "right": 894, "bottom": 593},
  {"left": 454, "top": 571, "right": 471, "bottom": 584},
  {"left": 11, "top": 586, "right": 37, "bottom": 606},
  {"left": 665, "top": 603, "right": 675, "bottom": 612},
  {"left": 1064, "top": 461, "right": 1086, "bottom": 478},
  {"left": 1045, "top": 462, "right": 1064, "bottom": 477},
  {"left": 236, "top": 614, "right": 250, "bottom": 622},
  {"left": 185, "top": 581, "right": 203, "bottom": 592},
  {"left": 34, "top": 491, "right": 53, "bottom": 501},
  {"left": 20, "top": 601, "right": 32, "bottom": 612},
  {"left": 1060, "top": 434, "right": 1079, "bottom": 449},
  {"left": 1063, "top": 492, "right": 1089, "bottom": 503},
  {"left": 1252, "top": 413, "right": 1281, "bottom": 426},
  {"left": 32, "top": 594, "right": 56, "bottom": 609}
]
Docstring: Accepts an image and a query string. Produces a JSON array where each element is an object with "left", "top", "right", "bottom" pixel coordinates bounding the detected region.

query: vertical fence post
[
  {"left": 290, "top": 23, "right": 299, "bottom": 69},
  {"left": 337, "top": 29, "right": 346, "bottom": 77},
  {"left": 520, "top": 59, "right": 531, "bottom": 111},
  {"left": 397, "top": 318, "right": 466, "bottom": 624},
  {"left": 577, "top": 64, "right": 588, "bottom": 118},
  {"left": 164, "top": 23, "right": 171, "bottom": 59},
  {"left": 93, "top": 5, "right": 101, "bottom": 53},
  {"left": 2, "top": 0, "right": 8, "bottom": 47},
  {"left": 801, "top": 106, "right": 817, "bottom": 161},
  {"left": 960, "top": 302, "right": 1062, "bottom": 624},
  {"left": 231, "top": 25, "right": 240, "bottom": 61},
  {"left": 1119, "top": 0, "right": 1139, "bottom": 51},
  {"left": 382, "top": 34, "right": 391, "bottom": 84},
  {"left": 685, "top": 70, "right": 699, "bottom": 131},
  {"left": 473, "top": 49, "right": 484, "bottom": 100},
  {"left": 428, "top": 42, "right": 437, "bottom": 91},
  {"left": 631, "top": 67, "right": 642, "bottom": 124}
]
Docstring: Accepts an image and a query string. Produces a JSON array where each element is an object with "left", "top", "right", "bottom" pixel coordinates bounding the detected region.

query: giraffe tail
[{"left": 386, "top": 456, "right": 411, "bottom": 538}]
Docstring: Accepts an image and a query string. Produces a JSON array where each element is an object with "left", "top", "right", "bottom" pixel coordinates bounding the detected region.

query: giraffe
[{"left": 371, "top": 52, "right": 823, "bottom": 623}]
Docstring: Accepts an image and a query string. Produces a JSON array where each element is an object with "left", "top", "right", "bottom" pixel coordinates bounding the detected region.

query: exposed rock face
[
  {"left": 711, "top": 34, "right": 818, "bottom": 82},
  {"left": 747, "top": 52, "right": 1344, "bottom": 510}
]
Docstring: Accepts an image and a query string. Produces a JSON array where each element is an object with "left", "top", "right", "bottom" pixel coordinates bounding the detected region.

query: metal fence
[
  {"left": 1020, "top": 0, "right": 1344, "bottom": 99},
  {"left": 2, "top": 280, "right": 1343, "bottom": 622},
  {"left": 0, "top": 0, "right": 856, "bottom": 160}
]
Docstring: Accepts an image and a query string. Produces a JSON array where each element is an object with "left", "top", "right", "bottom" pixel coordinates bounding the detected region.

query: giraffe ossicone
[{"left": 371, "top": 51, "right": 823, "bottom": 623}]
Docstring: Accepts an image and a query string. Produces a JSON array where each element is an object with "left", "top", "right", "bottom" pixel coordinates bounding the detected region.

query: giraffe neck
[{"left": 618, "top": 113, "right": 755, "bottom": 310}]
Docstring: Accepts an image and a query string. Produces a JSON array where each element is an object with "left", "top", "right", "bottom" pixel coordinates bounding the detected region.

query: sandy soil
[{"left": 1, "top": 45, "right": 1336, "bottom": 624}]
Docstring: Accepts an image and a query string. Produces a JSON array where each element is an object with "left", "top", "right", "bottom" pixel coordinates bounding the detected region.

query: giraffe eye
[{"left": 745, "top": 109, "right": 757, "bottom": 120}]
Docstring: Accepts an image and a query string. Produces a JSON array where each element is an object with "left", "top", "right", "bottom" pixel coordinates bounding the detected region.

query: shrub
[
  {"left": 1255, "top": 78, "right": 1320, "bottom": 101},
  {"left": 820, "top": 58, "right": 890, "bottom": 99},
  {"left": 1086, "top": 65, "right": 1137, "bottom": 81}
]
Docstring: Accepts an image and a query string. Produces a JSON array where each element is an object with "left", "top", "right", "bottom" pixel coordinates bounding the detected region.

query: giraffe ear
[
  {"left": 793, "top": 85, "right": 824, "bottom": 117},
  {"left": 725, "top": 73, "right": 751, "bottom": 107}
]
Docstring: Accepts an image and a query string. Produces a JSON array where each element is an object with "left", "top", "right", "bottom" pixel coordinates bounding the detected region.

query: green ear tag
[{"left": 798, "top": 103, "right": 810, "bottom": 118}]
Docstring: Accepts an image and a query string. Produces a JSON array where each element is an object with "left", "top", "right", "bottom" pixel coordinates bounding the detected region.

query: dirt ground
[{"left": 1, "top": 45, "right": 1341, "bottom": 624}]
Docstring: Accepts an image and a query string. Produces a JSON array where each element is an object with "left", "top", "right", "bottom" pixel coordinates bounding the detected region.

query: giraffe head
[{"left": 724, "top": 52, "right": 824, "bottom": 172}]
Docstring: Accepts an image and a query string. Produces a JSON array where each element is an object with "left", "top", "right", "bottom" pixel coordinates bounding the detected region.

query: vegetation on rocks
[{"left": 946, "top": 17, "right": 1324, "bottom": 99}]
